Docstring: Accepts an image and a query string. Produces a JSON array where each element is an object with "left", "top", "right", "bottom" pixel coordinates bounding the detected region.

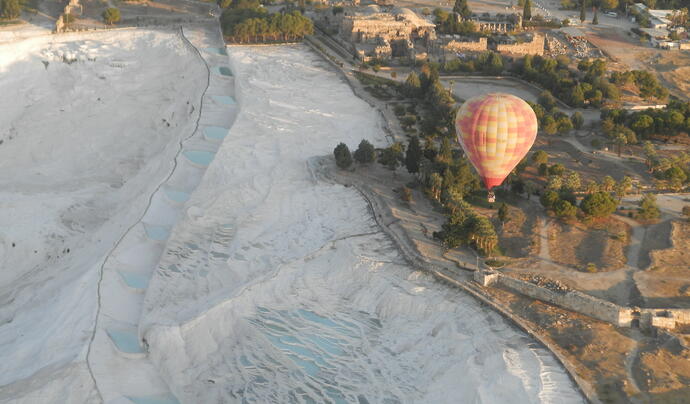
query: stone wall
[
  {"left": 476, "top": 269, "right": 631, "bottom": 327},
  {"left": 475, "top": 269, "right": 690, "bottom": 331},
  {"left": 444, "top": 37, "right": 487, "bottom": 52},
  {"left": 496, "top": 33, "right": 545, "bottom": 56},
  {"left": 640, "top": 308, "right": 690, "bottom": 330},
  {"left": 55, "top": 0, "right": 82, "bottom": 33}
]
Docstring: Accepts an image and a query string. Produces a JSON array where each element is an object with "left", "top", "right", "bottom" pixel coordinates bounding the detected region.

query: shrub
[
  {"left": 581, "top": 191, "right": 618, "bottom": 218},
  {"left": 586, "top": 262, "right": 597, "bottom": 273},
  {"left": 548, "top": 163, "right": 566, "bottom": 176},
  {"left": 637, "top": 193, "right": 660, "bottom": 219},
  {"left": 102, "top": 7, "right": 121, "bottom": 25},
  {"left": 333, "top": 143, "right": 352, "bottom": 169},
  {"left": 554, "top": 199, "right": 577, "bottom": 218},
  {"left": 541, "top": 190, "right": 560, "bottom": 209},
  {"left": 353, "top": 139, "right": 375, "bottom": 164}
]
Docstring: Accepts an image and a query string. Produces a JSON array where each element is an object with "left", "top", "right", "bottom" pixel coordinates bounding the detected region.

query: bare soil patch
[
  {"left": 548, "top": 218, "right": 629, "bottom": 272},
  {"left": 496, "top": 204, "right": 539, "bottom": 259},
  {"left": 635, "top": 221, "right": 690, "bottom": 308},
  {"left": 636, "top": 336, "right": 690, "bottom": 402}
]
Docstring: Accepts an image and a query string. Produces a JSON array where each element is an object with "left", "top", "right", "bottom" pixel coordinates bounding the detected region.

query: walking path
[{"left": 85, "top": 24, "right": 236, "bottom": 404}]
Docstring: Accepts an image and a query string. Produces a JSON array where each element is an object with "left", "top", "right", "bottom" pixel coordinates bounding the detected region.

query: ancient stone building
[
  {"left": 496, "top": 33, "right": 544, "bottom": 56},
  {"left": 444, "top": 37, "right": 488, "bottom": 52},
  {"left": 340, "top": 6, "right": 436, "bottom": 46}
]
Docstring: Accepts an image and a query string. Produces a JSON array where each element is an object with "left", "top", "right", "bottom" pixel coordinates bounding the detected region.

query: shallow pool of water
[
  {"left": 212, "top": 95, "right": 236, "bottom": 105},
  {"left": 204, "top": 47, "right": 227, "bottom": 56},
  {"left": 164, "top": 189, "right": 190, "bottom": 203},
  {"left": 143, "top": 224, "right": 171, "bottom": 241},
  {"left": 203, "top": 126, "right": 228, "bottom": 141},
  {"left": 118, "top": 271, "right": 149, "bottom": 290},
  {"left": 183, "top": 150, "right": 215, "bottom": 166},
  {"left": 214, "top": 66, "right": 233, "bottom": 76},
  {"left": 125, "top": 394, "right": 180, "bottom": 404},
  {"left": 107, "top": 329, "right": 144, "bottom": 354}
]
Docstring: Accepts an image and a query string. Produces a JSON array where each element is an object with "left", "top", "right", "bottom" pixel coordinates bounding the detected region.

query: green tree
[
  {"left": 665, "top": 165, "right": 688, "bottom": 191},
  {"left": 523, "top": 0, "right": 532, "bottom": 22},
  {"left": 571, "top": 111, "right": 584, "bottom": 129},
  {"left": 557, "top": 116, "right": 574, "bottom": 134},
  {"left": 405, "top": 72, "right": 422, "bottom": 98},
  {"left": 614, "top": 132, "right": 627, "bottom": 157},
  {"left": 580, "top": 0, "right": 586, "bottom": 22},
  {"left": 585, "top": 180, "right": 599, "bottom": 194},
  {"left": 353, "top": 139, "right": 376, "bottom": 164},
  {"left": 554, "top": 199, "right": 578, "bottom": 218},
  {"left": 405, "top": 136, "right": 423, "bottom": 174},
  {"left": 541, "top": 190, "right": 560, "bottom": 209},
  {"left": 102, "top": 7, "right": 121, "bottom": 25},
  {"left": 643, "top": 141, "right": 658, "bottom": 170},
  {"left": 538, "top": 90, "right": 557, "bottom": 110},
  {"left": 542, "top": 115, "right": 558, "bottom": 135},
  {"left": 637, "top": 193, "right": 660, "bottom": 219},
  {"left": 379, "top": 142, "right": 404, "bottom": 171},
  {"left": 1, "top": 0, "right": 20, "bottom": 19},
  {"left": 548, "top": 163, "right": 566, "bottom": 176},
  {"left": 498, "top": 202, "right": 509, "bottom": 224},
  {"left": 601, "top": 175, "right": 616, "bottom": 192},
  {"left": 429, "top": 172, "right": 443, "bottom": 201},
  {"left": 547, "top": 175, "right": 563, "bottom": 190},
  {"left": 581, "top": 191, "right": 618, "bottom": 218},
  {"left": 333, "top": 143, "right": 352, "bottom": 169},
  {"left": 563, "top": 170, "right": 581, "bottom": 191},
  {"left": 615, "top": 176, "right": 633, "bottom": 201},
  {"left": 467, "top": 215, "right": 498, "bottom": 256},
  {"left": 453, "top": 0, "right": 471, "bottom": 19},
  {"left": 532, "top": 150, "right": 549, "bottom": 165}
]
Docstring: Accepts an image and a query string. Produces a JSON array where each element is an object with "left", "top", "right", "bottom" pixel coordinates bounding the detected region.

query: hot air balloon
[{"left": 455, "top": 93, "right": 538, "bottom": 202}]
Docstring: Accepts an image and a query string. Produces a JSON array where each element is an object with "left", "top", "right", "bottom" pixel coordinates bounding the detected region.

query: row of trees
[
  {"left": 513, "top": 55, "right": 626, "bottom": 107},
  {"left": 602, "top": 100, "right": 690, "bottom": 140},
  {"left": 220, "top": 0, "right": 312, "bottom": 42},
  {"left": 441, "top": 51, "right": 505, "bottom": 75},
  {"left": 528, "top": 91, "right": 583, "bottom": 135},
  {"left": 610, "top": 70, "right": 668, "bottom": 101},
  {"left": 641, "top": 141, "right": 689, "bottom": 191},
  {"left": 1, "top": 0, "right": 20, "bottom": 20}
]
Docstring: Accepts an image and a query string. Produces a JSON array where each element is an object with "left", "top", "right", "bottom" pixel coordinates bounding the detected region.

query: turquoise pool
[
  {"left": 107, "top": 329, "right": 144, "bottom": 354},
  {"left": 118, "top": 271, "right": 149, "bottom": 290},
  {"left": 212, "top": 95, "right": 236, "bottom": 105},
  {"left": 183, "top": 150, "right": 215, "bottom": 166},
  {"left": 214, "top": 66, "right": 233, "bottom": 76},
  {"left": 164, "top": 189, "right": 190, "bottom": 203},
  {"left": 144, "top": 224, "right": 170, "bottom": 241},
  {"left": 126, "top": 394, "right": 180, "bottom": 404},
  {"left": 204, "top": 47, "right": 227, "bottom": 56},
  {"left": 203, "top": 126, "right": 228, "bottom": 141}
]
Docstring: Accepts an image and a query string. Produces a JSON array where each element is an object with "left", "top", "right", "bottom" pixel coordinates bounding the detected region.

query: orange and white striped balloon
[{"left": 455, "top": 93, "right": 538, "bottom": 189}]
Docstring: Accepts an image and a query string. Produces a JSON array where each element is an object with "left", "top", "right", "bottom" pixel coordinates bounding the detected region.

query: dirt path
[
  {"left": 616, "top": 215, "right": 646, "bottom": 269},
  {"left": 538, "top": 217, "right": 550, "bottom": 262}
]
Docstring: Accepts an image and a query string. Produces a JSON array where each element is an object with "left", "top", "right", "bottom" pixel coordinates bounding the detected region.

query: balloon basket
[{"left": 487, "top": 191, "right": 496, "bottom": 203}]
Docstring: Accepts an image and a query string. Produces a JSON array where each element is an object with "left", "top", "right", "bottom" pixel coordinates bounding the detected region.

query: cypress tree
[
  {"left": 580, "top": 0, "right": 586, "bottom": 22},
  {"left": 523, "top": 0, "right": 532, "bottom": 21},
  {"left": 333, "top": 143, "right": 353, "bottom": 169},
  {"left": 453, "top": 0, "right": 471, "bottom": 20},
  {"left": 405, "top": 136, "right": 422, "bottom": 174}
]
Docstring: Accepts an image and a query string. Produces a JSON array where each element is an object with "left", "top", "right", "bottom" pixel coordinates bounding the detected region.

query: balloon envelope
[{"left": 455, "top": 93, "right": 538, "bottom": 189}]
